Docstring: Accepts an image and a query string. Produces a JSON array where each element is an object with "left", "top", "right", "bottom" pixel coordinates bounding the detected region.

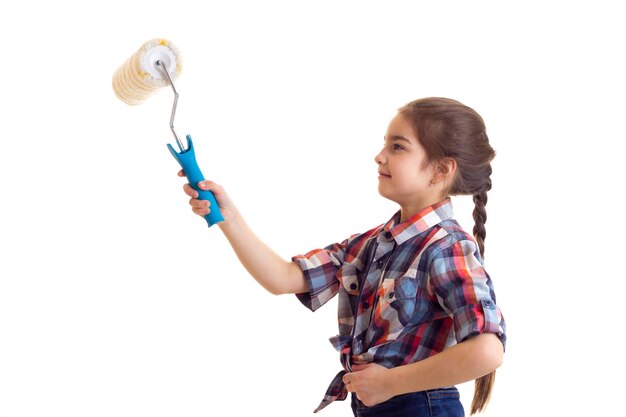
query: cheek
[
  {"left": 415, "top": 163, "right": 434, "bottom": 182},
  {"left": 399, "top": 168, "right": 431, "bottom": 191},
  {"left": 391, "top": 169, "right": 423, "bottom": 191},
  {"left": 390, "top": 157, "right": 431, "bottom": 186}
]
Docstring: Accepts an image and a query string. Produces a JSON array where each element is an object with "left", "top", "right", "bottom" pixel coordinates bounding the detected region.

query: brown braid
[
  {"left": 471, "top": 185, "right": 495, "bottom": 414},
  {"left": 472, "top": 181, "right": 490, "bottom": 258},
  {"left": 398, "top": 98, "right": 497, "bottom": 414}
]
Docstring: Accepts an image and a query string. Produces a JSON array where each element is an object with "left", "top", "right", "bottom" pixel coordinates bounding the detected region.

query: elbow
[
  {"left": 487, "top": 349, "right": 503, "bottom": 372},
  {"left": 265, "top": 262, "right": 307, "bottom": 296},
  {"left": 260, "top": 281, "right": 287, "bottom": 296},
  {"left": 264, "top": 280, "right": 300, "bottom": 296},
  {"left": 477, "top": 333, "right": 504, "bottom": 372},
  {"left": 267, "top": 286, "right": 287, "bottom": 296}
]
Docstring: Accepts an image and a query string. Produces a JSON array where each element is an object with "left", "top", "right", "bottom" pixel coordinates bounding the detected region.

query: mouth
[{"left": 378, "top": 170, "right": 391, "bottom": 178}]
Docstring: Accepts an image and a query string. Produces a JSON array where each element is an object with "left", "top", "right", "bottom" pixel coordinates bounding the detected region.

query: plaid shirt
[{"left": 292, "top": 198, "right": 506, "bottom": 412}]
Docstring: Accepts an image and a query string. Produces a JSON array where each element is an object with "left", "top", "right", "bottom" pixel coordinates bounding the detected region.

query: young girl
[{"left": 180, "top": 97, "right": 506, "bottom": 417}]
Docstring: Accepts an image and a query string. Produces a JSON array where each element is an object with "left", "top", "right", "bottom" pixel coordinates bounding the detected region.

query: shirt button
[
  {"left": 354, "top": 340, "right": 363, "bottom": 355},
  {"left": 376, "top": 259, "right": 384, "bottom": 269},
  {"left": 349, "top": 282, "right": 358, "bottom": 291},
  {"left": 388, "top": 291, "right": 395, "bottom": 299},
  {"left": 384, "top": 231, "right": 392, "bottom": 239},
  {"left": 362, "top": 300, "right": 370, "bottom": 310}
]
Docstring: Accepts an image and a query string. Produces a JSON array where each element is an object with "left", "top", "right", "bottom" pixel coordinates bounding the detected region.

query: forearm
[
  {"left": 389, "top": 333, "right": 503, "bottom": 395},
  {"left": 218, "top": 208, "right": 307, "bottom": 295}
]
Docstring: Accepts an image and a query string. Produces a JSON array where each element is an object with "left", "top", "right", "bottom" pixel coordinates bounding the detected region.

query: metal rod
[{"left": 156, "top": 60, "right": 185, "bottom": 152}]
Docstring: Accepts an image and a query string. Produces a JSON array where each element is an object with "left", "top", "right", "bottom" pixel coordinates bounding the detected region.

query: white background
[{"left": 1, "top": 1, "right": 624, "bottom": 416}]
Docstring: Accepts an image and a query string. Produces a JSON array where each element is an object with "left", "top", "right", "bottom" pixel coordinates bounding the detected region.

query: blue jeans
[{"left": 351, "top": 387, "right": 464, "bottom": 417}]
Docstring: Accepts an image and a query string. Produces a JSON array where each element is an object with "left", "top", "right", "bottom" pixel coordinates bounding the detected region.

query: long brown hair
[{"left": 399, "top": 97, "right": 497, "bottom": 414}]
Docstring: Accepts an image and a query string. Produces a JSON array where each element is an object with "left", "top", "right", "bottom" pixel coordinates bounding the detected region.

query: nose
[{"left": 375, "top": 148, "right": 385, "bottom": 165}]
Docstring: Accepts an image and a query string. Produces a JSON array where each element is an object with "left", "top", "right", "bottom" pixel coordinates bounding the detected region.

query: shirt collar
[{"left": 381, "top": 198, "right": 454, "bottom": 245}]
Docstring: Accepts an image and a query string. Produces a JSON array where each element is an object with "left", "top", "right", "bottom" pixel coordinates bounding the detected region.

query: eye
[{"left": 392, "top": 143, "right": 404, "bottom": 151}]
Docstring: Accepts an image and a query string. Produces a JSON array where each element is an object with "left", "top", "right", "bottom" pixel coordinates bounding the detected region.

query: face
[{"left": 375, "top": 113, "right": 439, "bottom": 217}]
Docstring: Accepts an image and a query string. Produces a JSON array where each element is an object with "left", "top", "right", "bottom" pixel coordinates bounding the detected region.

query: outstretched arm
[{"left": 181, "top": 173, "right": 307, "bottom": 295}]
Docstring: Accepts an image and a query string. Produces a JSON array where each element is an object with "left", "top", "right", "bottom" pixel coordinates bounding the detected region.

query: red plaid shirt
[{"left": 292, "top": 198, "right": 506, "bottom": 412}]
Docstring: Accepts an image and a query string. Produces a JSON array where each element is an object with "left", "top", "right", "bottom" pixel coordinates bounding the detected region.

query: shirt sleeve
[
  {"left": 292, "top": 239, "right": 349, "bottom": 312},
  {"left": 429, "top": 238, "right": 506, "bottom": 349}
]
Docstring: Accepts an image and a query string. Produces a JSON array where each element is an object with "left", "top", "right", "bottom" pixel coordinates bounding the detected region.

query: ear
[{"left": 434, "top": 158, "right": 457, "bottom": 182}]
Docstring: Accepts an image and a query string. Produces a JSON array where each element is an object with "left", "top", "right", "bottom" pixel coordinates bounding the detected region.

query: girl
[{"left": 180, "top": 97, "right": 506, "bottom": 416}]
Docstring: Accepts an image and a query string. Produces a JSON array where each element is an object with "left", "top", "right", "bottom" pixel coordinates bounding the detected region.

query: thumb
[
  {"left": 198, "top": 180, "right": 218, "bottom": 191},
  {"left": 198, "top": 181, "right": 226, "bottom": 200}
]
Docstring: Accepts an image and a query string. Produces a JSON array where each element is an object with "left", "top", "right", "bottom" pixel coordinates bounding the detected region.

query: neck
[{"left": 399, "top": 195, "right": 447, "bottom": 222}]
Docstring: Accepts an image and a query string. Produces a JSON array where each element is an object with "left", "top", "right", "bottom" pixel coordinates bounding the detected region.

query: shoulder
[
  {"left": 317, "top": 223, "right": 384, "bottom": 264},
  {"left": 344, "top": 223, "right": 384, "bottom": 249},
  {"left": 426, "top": 220, "right": 481, "bottom": 262}
]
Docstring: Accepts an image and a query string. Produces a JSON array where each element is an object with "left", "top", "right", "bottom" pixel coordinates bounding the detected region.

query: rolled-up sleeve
[
  {"left": 429, "top": 239, "right": 506, "bottom": 349},
  {"left": 292, "top": 239, "right": 348, "bottom": 312}
]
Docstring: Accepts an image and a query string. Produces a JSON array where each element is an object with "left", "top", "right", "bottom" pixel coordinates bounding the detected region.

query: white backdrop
[{"left": 1, "top": 1, "right": 624, "bottom": 416}]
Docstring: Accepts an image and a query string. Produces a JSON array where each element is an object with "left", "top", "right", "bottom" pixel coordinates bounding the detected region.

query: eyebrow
[{"left": 385, "top": 135, "right": 413, "bottom": 144}]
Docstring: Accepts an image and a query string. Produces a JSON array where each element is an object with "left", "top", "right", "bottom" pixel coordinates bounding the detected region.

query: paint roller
[{"left": 112, "top": 38, "right": 224, "bottom": 227}]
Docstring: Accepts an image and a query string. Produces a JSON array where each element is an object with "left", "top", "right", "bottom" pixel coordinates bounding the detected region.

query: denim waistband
[{"left": 351, "top": 387, "right": 463, "bottom": 417}]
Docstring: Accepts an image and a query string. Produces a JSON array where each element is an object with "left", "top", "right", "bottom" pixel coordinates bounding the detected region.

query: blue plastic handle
[{"left": 167, "top": 134, "right": 224, "bottom": 227}]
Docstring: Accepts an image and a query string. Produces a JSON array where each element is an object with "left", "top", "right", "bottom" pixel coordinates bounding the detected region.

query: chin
[{"left": 377, "top": 187, "right": 397, "bottom": 204}]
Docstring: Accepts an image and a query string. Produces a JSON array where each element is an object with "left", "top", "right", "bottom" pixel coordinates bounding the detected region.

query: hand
[
  {"left": 342, "top": 363, "right": 395, "bottom": 407},
  {"left": 178, "top": 170, "right": 237, "bottom": 222}
]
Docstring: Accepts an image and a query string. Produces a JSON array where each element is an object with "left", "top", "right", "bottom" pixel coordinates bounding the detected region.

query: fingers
[
  {"left": 183, "top": 182, "right": 211, "bottom": 216},
  {"left": 183, "top": 183, "right": 198, "bottom": 198},
  {"left": 178, "top": 171, "right": 226, "bottom": 217},
  {"left": 342, "top": 374, "right": 355, "bottom": 392},
  {"left": 341, "top": 364, "right": 390, "bottom": 407},
  {"left": 189, "top": 196, "right": 211, "bottom": 216}
]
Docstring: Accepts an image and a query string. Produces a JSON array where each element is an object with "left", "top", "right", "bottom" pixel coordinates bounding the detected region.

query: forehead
[{"left": 385, "top": 113, "right": 418, "bottom": 142}]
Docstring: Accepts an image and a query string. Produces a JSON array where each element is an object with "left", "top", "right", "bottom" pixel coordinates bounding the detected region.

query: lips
[{"left": 378, "top": 170, "right": 391, "bottom": 178}]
